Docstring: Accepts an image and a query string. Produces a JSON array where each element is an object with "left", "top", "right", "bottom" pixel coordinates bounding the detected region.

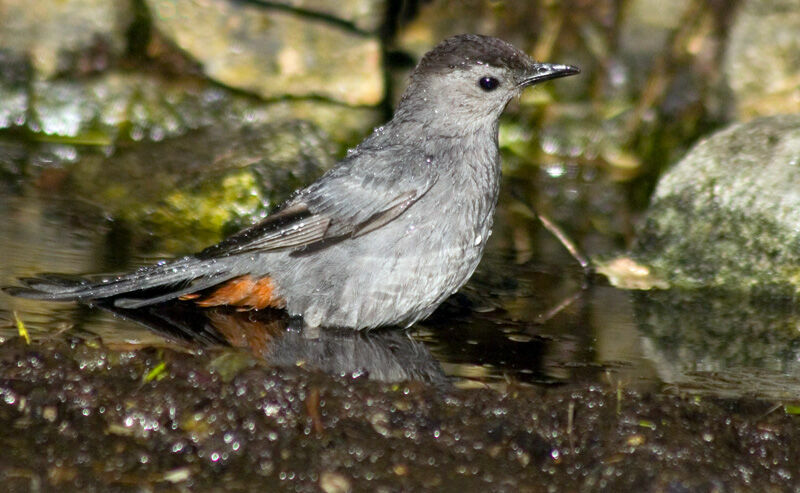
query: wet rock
[
  {"left": 634, "top": 114, "right": 800, "bottom": 293},
  {"left": 2, "top": 70, "right": 379, "bottom": 153},
  {"left": 67, "top": 120, "right": 335, "bottom": 252},
  {"left": 0, "top": 0, "right": 131, "bottom": 78},
  {"left": 146, "top": 0, "right": 384, "bottom": 106},
  {"left": 24, "top": 72, "right": 248, "bottom": 144},
  {"left": 724, "top": 0, "right": 800, "bottom": 119}
]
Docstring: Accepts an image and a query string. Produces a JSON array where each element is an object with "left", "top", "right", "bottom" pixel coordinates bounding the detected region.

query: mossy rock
[
  {"left": 67, "top": 120, "right": 335, "bottom": 252},
  {"left": 634, "top": 114, "right": 800, "bottom": 296}
]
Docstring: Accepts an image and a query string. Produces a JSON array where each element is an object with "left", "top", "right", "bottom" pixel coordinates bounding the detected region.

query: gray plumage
[{"left": 6, "top": 34, "right": 579, "bottom": 330}]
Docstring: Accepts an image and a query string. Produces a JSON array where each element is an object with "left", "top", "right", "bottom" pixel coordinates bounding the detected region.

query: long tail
[{"left": 4, "top": 255, "right": 240, "bottom": 309}]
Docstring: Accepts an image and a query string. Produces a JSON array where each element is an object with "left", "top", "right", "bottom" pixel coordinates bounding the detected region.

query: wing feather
[{"left": 195, "top": 142, "right": 435, "bottom": 257}]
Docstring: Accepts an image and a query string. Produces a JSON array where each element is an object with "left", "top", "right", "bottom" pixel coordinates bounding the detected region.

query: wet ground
[
  {"left": 3, "top": 158, "right": 800, "bottom": 490},
  {"left": 3, "top": 336, "right": 800, "bottom": 492}
]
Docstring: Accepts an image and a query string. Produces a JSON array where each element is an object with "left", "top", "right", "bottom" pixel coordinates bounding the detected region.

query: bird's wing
[{"left": 197, "top": 145, "right": 435, "bottom": 258}]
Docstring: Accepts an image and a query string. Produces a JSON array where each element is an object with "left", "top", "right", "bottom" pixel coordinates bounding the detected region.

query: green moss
[
  {"left": 128, "top": 169, "right": 271, "bottom": 252},
  {"left": 635, "top": 195, "right": 800, "bottom": 296}
]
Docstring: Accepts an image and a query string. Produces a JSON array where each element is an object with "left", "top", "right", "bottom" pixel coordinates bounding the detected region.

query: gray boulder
[{"left": 635, "top": 114, "right": 800, "bottom": 294}]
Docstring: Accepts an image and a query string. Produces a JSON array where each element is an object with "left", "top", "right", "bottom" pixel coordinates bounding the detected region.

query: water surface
[{"left": 4, "top": 170, "right": 797, "bottom": 400}]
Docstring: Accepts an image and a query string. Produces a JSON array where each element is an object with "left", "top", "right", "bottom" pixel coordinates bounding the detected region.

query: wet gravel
[{"left": 1, "top": 337, "right": 799, "bottom": 492}]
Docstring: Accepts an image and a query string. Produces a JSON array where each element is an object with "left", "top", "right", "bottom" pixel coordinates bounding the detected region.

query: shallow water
[{"left": 4, "top": 168, "right": 800, "bottom": 401}]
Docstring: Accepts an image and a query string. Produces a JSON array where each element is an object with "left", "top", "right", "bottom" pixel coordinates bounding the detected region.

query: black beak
[{"left": 519, "top": 63, "right": 580, "bottom": 87}]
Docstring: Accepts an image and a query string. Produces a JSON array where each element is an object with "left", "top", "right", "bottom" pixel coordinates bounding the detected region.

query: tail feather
[
  {"left": 113, "top": 272, "right": 236, "bottom": 309},
  {"left": 4, "top": 256, "right": 239, "bottom": 308},
  {"left": 20, "top": 273, "right": 90, "bottom": 290}
]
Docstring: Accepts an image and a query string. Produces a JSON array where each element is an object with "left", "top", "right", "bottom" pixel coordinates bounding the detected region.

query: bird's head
[{"left": 396, "top": 34, "right": 579, "bottom": 129}]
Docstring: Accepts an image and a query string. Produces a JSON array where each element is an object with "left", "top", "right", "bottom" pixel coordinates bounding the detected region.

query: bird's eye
[{"left": 478, "top": 76, "right": 500, "bottom": 91}]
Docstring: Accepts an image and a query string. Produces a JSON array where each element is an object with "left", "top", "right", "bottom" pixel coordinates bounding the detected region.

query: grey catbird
[{"left": 6, "top": 34, "right": 579, "bottom": 330}]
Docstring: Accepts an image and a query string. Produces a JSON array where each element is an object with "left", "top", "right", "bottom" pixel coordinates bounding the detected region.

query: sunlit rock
[
  {"left": 146, "top": 0, "right": 384, "bottom": 106},
  {"left": 724, "top": 0, "right": 800, "bottom": 119}
]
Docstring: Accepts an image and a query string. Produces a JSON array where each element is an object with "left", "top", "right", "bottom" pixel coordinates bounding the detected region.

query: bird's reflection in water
[{"left": 99, "top": 300, "right": 449, "bottom": 387}]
